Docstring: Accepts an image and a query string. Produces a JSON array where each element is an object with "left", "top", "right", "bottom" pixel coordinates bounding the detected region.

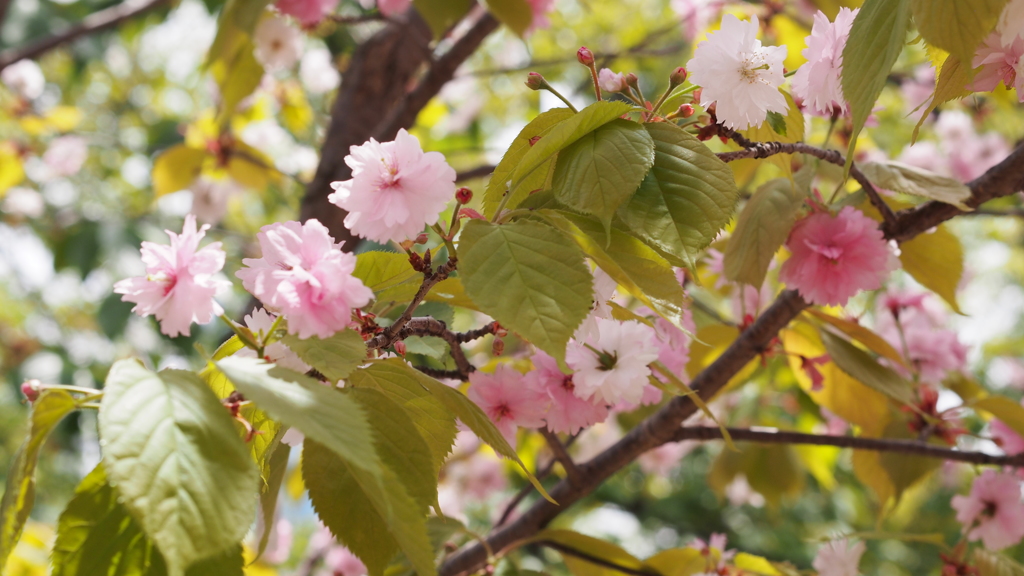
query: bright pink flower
[
  {"left": 952, "top": 469, "right": 1024, "bottom": 550},
  {"left": 791, "top": 8, "right": 858, "bottom": 116},
  {"left": 467, "top": 365, "right": 549, "bottom": 447},
  {"left": 275, "top": 0, "right": 339, "bottom": 26},
  {"left": 114, "top": 215, "right": 230, "bottom": 337},
  {"left": 566, "top": 318, "right": 660, "bottom": 406},
  {"left": 812, "top": 539, "right": 865, "bottom": 576},
  {"left": 970, "top": 32, "right": 1024, "bottom": 101},
  {"left": 779, "top": 206, "right": 899, "bottom": 306},
  {"left": 525, "top": 351, "right": 609, "bottom": 435},
  {"left": 236, "top": 220, "right": 373, "bottom": 340},
  {"left": 525, "top": 0, "right": 555, "bottom": 33},
  {"left": 329, "top": 128, "right": 456, "bottom": 244}
]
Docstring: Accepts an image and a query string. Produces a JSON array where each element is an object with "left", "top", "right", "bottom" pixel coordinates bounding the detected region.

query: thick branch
[
  {"left": 437, "top": 141, "right": 1024, "bottom": 576},
  {"left": 672, "top": 426, "right": 1024, "bottom": 467},
  {"left": 0, "top": 0, "right": 171, "bottom": 72},
  {"left": 539, "top": 429, "right": 583, "bottom": 487}
]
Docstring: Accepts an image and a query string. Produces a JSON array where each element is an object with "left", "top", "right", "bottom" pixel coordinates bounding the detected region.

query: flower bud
[
  {"left": 576, "top": 46, "right": 595, "bottom": 67},
  {"left": 670, "top": 66, "right": 687, "bottom": 86},
  {"left": 525, "top": 72, "right": 545, "bottom": 90},
  {"left": 414, "top": 232, "right": 429, "bottom": 245},
  {"left": 20, "top": 379, "right": 41, "bottom": 403},
  {"left": 394, "top": 341, "right": 407, "bottom": 356},
  {"left": 492, "top": 337, "right": 505, "bottom": 356},
  {"left": 455, "top": 187, "right": 473, "bottom": 204},
  {"left": 625, "top": 73, "right": 639, "bottom": 89},
  {"left": 679, "top": 103, "right": 695, "bottom": 118}
]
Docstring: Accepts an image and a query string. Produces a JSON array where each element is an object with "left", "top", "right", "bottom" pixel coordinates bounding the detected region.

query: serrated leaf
[
  {"left": 819, "top": 330, "right": 914, "bottom": 405},
  {"left": 974, "top": 396, "right": 1024, "bottom": 438},
  {"left": 413, "top": 0, "right": 475, "bottom": 38},
  {"left": 484, "top": 0, "right": 533, "bottom": 37},
  {"left": 52, "top": 465, "right": 244, "bottom": 576},
  {"left": 215, "top": 356, "right": 381, "bottom": 477},
  {"left": 911, "top": 0, "right": 1008, "bottom": 71},
  {"left": 551, "top": 119, "right": 655, "bottom": 229},
  {"left": 483, "top": 108, "right": 575, "bottom": 218},
  {"left": 912, "top": 53, "right": 972, "bottom": 141},
  {"left": 98, "top": 362, "right": 258, "bottom": 576},
  {"left": 0, "top": 390, "right": 79, "bottom": 571},
  {"left": 512, "top": 101, "right": 634, "bottom": 192},
  {"left": 255, "top": 441, "right": 290, "bottom": 562},
  {"left": 805, "top": 309, "right": 908, "bottom": 369},
  {"left": 458, "top": 219, "right": 592, "bottom": 364},
  {"left": 859, "top": 161, "right": 972, "bottom": 210},
  {"left": 974, "top": 548, "right": 1024, "bottom": 576},
  {"left": 765, "top": 111, "right": 788, "bottom": 137},
  {"left": 152, "top": 145, "right": 206, "bottom": 197},
  {"left": 899, "top": 224, "right": 964, "bottom": 314},
  {"left": 841, "top": 0, "right": 912, "bottom": 164},
  {"left": 282, "top": 330, "right": 366, "bottom": 382},
  {"left": 354, "top": 251, "right": 421, "bottom": 292},
  {"left": 618, "top": 122, "right": 739, "bottom": 270},
  {"left": 723, "top": 178, "right": 804, "bottom": 287}
]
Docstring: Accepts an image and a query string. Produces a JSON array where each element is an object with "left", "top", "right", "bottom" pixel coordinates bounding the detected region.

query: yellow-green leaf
[
  {"left": 819, "top": 330, "right": 914, "bottom": 405},
  {"left": 899, "top": 223, "right": 964, "bottom": 313},
  {"left": 858, "top": 161, "right": 972, "bottom": 210},
  {"left": 910, "top": 0, "right": 1008, "bottom": 71},
  {"left": 723, "top": 178, "right": 805, "bottom": 287},
  {"left": 152, "top": 145, "right": 206, "bottom": 197},
  {"left": 484, "top": 0, "right": 533, "bottom": 36},
  {"left": 974, "top": 396, "right": 1024, "bottom": 438},
  {"left": 282, "top": 329, "right": 367, "bottom": 383}
]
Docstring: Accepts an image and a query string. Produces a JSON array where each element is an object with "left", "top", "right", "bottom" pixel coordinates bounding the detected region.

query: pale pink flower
[
  {"left": 321, "top": 545, "right": 367, "bottom": 576},
  {"left": 276, "top": 0, "right": 339, "bottom": 26},
  {"left": 525, "top": 0, "right": 555, "bottom": 34},
  {"left": 236, "top": 219, "right": 373, "bottom": 340},
  {"left": 812, "top": 539, "right": 865, "bottom": 576},
  {"left": 190, "top": 178, "right": 242, "bottom": 225},
  {"left": 598, "top": 68, "right": 627, "bottom": 93},
  {"left": 329, "top": 128, "right": 456, "bottom": 244},
  {"left": 901, "top": 65, "right": 936, "bottom": 116},
  {"left": 525, "top": 351, "right": 609, "bottom": 435},
  {"left": 467, "top": 365, "right": 549, "bottom": 446},
  {"left": 686, "top": 14, "right": 788, "bottom": 130},
  {"left": 779, "top": 206, "right": 899, "bottom": 306},
  {"left": 235, "top": 308, "right": 311, "bottom": 373},
  {"left": 42, "top": 135, "right": 88, "bottom": 177},
  {"left": 671, "top": 0, "right": 726, "bottom": 40},
  {"left": 791, "top": 8, "right": 858, "bottom": 116},
  {"left": 652, "top": 308, "right": 695, "bottom": 378},
  {"left": 952, "top": 469, "right": 1024, "bottom": 550},
  {"left": 254, "top": 16, "right": 304, "bottom": 72},
  {"left": 113, "top": 215, "right": 230, "bottom": 337},
  {"left": 299, "top": 48, "right": 340, "bottom": 94},
  {"left": 970, "top": 32, "right": 1024, "bottom": 101},
  {"left": 574, "top": 266, "right": 618, "bottom": 341},
  {"left": 991, "top": 418, "right": 1024, "bottom": 456},
  {"left": 1, "top": 60, "right": 44, "bottom": 100},
  {"left": 875, "top": 290, "right": 967, "bottom": 383},
  {"left": 999, "top": 0, "right": 1024, "bottom": 47},
  {"left": 637, "top": 441, "right": 694, "bottom": 476},
  {"left": 896, "top": 141, "right": 947, "bottom": 177},
  {"left": 688, "top": 533, "right": 735, "bottom": 572},
  {"left": 566, "top": 318, "right": 660, "bottom": 406},
  {"left": 261, "top": 519, "right": 293, "bottom": 565},
  {"left": 372, "top": 0, "right": 411, "bottom": 17}
]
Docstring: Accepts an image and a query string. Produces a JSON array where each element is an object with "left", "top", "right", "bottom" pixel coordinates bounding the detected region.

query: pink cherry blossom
[
  {"left": 671, "top": 0, "right": 726, "bottom": 40},
  {"left": 525, "top": 351, "right": 609, "bottom": 435},
  {"left": 467, "top": 365, "right": 549, "bottom": 446},
  {"left": 791, "top": 8, "right": 858, "bottom": 117},
  {"left": 686, "top": 14, "right": 788, "bottom": 130},
  {"left": 951, "top": 469, "right": 1024, "bottom": 550},
  {"left": 991, "top": 418, "right": 1024, "bottom": 456},
  {"left": 637, "top": 441, "right": 694, "bottom": 476},
  {"left": 42, "top": 135, "right": 88, "bottom": 178},
  {"left": 523, "top": 0, "right": 555, "bottom": 33},
  {"left": 875, "top": 290, "right": 967, "bottom": 383},
  {"left": 235, "top": 308, "right": 311, "bottom": 373},
  {"left": 566, "top": 318, "right": 660, "bottom": 406},
  {"left": 598, "top": 68, "right": 627, "bottom": 93},
  {"left": 114, "top": 215, "right": 230, "bottom": 337},
  {"left": 779, "top": 206, "right": 899, "bottom": 306},
  {"left": 651, "top": 309, "right": 696, "bottom": 378},
  {"left": 254, "top": 16, "right": 304, "bottom": 72},
  {"left": 970, "top": 32, "right": 1024, "bottom": 102},
  {"left": 812, "top": 539, "right": 865, "bottom": 576},
  {"left": 236, "top": 219, "right": 373, "bottom": 340},
  {"left": 275, "top": 0, "right": 339, "bottom": 26},
  {"left": 329, "top": 128, "right": 456, "bottom": 244}
]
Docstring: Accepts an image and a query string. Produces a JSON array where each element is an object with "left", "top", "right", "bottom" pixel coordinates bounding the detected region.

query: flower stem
[{"left": 541, "top": 83, "right": 578, "bottom": 113}]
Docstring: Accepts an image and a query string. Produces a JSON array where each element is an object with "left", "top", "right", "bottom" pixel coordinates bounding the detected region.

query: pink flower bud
[
  {"left": 625, "top": 72, "right": 639, "bottom": 88},
  {"left": 679, "top": 103, "right": 695, "bottom": 118},
  {"left": 576, "top": 46, "right": 595, "bottom": 67},
  {"left": 492, "top": 338, "right": 504, "bottom": 356},
  {"left": 20, "top": 379, "right": 41, "bottom": 403},
  {"left": 525, "top": 72, "right": 545, "bottom": 90},
  {"left": 394, "top": 341, "right": 407, "bottom": 356},
  {"left": 670, "top": 66, "right": 687, "bottom": 86},
  {"left": 455, "top": 187, "right": 473, "bottom": 204}
]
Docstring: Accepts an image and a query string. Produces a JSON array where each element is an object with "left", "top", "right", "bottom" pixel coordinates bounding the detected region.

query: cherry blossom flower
[
  {"left": 638, "top": 441, "right": 694, "bottom": 476},
  {"left": 329, "top": 128, "right": 456, "bottom": 244},
  {"left": 686, "top": 14, "right": 788, "bottom": 130},
  {"left": 791, "top": 8, "right": 858, "bottom": 117},
  {"left": 970, "top": 32, "right": 1024, "bottom": 101},
  {"left": 671, "top": 0, "right": 726, "bottom": 40},
  {"left": 467, "top": 365, "right": 549, "bottom": 446},
  {"left": 951, "top": 469, "right": 1024, "bottom": 550},
  {"left": 999, "top": 0, "right": 1024, "bottom": 47},
  {"left": 190, "top": 178, "right": 242, "bottom": 225},
  {"left": 991, "top": 418, "right": 1024, "bottom": 456},
  {"left": 525, "top": 0, "right": 555, "bottom": 34},
  {"left": 566, "top": 318, "right": 660, "bottom": 406},
  {"left": 688, "top": 533, "right": 735, "bottom": 573},
  {"left": 1, "top": 60, "right": 44, "bottom": 100},
  {"left": 254, "top": 16, "right": 304, "bottom": 72},
  {"left": 650, "top": 308, "right": 696, "bottom": 378},
  {"left": 276, "top": 0, "right": 339, "bottom": 26},
  {"left": 236, "top": 219, "right": 373, "bottom": 339},
  {"left": 779, "top": 206, "right": 899, "bottom": 307},
  {"left": 113, "top": 215, "right": 230, "bottom": 337},
  {"left": 575, "top": 266, "right": 618, "bottom": 341},
  {"left": 812, "top": 539, "right": 865, "bottom": 576},
  {"left": 525, "top": 351, "right": 609, "bottom": 435},
  {"left": 598, "top": 68, "right": 628, "bottom": 92},
  {"left": 234, "top": 308, "right": 311, "bottom": 373},
  {"left": 42, "top": 135, "right": 88, "bottom": 178},
  {"left": 875, "top": 290, "right": 967, "bottom": 383}
]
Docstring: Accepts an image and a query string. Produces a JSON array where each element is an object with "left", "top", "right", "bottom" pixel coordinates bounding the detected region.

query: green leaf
[
  {"left": 412, "top": 0, "right": 475, "bottom": 38},
  {"left": 911, "top": 0, "right": 1008, "bottom": 70},
  {"left": 878, "top": 417, "right": 942, "bottom": 498},
  {"left": 537, "top": 210, "right": 684, "bottom": 324},
  {"left": 354, "top": 251, "right": 421, "bottom": 293},
  {"left": 765, "top": 111, "right": 788, "bottom": 137},
  {"left": 551, "top": 119, "right": 655, "bottom": 229},
  {"left": 215, "top": 356, "right": 381, "bottom": 477},
  {"left": 304, "top": 438, "right": 435, "bottom": 576},
  {"left": 733, "top": 553, "right": 782, "bottom": 575},
  {"left": 458, "top": 219, "right": 593, "bottom": 364},
  {"left": 973, "top": 396, "right": 1024, "bottom": 438},
  {"left": 347, "top": 359, "right": 459, "bottom": 474},
  {"left": 858, "top": 161, "right": 972, "bottom": 210},
  {"left": 617, "top": 122, "right": 739, "bottom": 270},
  {"left": 525, "top": 529, "right": 647, "bottom": 576},
  {"left": 974, "top": 548, "right": 1024, "bottom": 576},
  {"left": 512, "top": 101, "right": 634, "bottom": 193},
  {"left": 0, "top": 390, "right": 80, "bottom": 571},
  {"left": 819, "top": 330, "right": 914, "bottom": 405},
  {"left": 723, "top": 178, "right": 804, "bottom": 287},
  {"left": 642, "top": 548, "right": 704, "bottom": 576},
  {"left": 483, "top": 108, "right": 575, "bottom": 218},
  {"left": 255, "top": 441, "right": 290, "bottom": 562},
  {"left": 52, "top": 465, "right": 244, "bottom": 576},
  {"left": 841, "top": 0, "right": 912, "bottom": 164},
  {"left": 98, "top": 361, "right": 258, "bottom": 576},
  {"left": 152, "top": 145, "right": 206, "bottom": 197},
  {"left": 912, "top": 53, "right": 972, "bottom": 141},
  {"left": 898, "top": 223, "right": 964, "bottom": 314},
  {"left": 483, "top": 0, "right": 533, "bottom": 36},
  {"left": 282, "top": 330, "right": 367, "bottom": 382}
]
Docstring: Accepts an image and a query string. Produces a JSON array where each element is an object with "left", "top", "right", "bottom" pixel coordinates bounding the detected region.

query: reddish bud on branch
[
  {"left": 576, "top": 46, "right": 594, "bottom": 67},
  {"left": 670, "top": 66, "right": 687, "bottom": 86},
  {"left": 525, "top": 72, "right": 545, "bottom": 90},
  {"left": 20, "top": 379, "right": 40, "bottom": 403},
  {"left": 455, "top": 187, "right": 473, "bottom": 204}
]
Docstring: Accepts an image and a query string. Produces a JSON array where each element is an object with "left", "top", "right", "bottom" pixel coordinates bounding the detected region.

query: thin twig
[
  {"left": 540, "top": 429, "right": 583, "bottom": 487},
  {"left": 366, "top": 258, "right": 458, "bottom": 351},
  {"left": 413, "top": 366, "right": 465, "bottom": 380},
  {"left": 454, "top": 322, "right": 500, "bottom": 343},
  {"left": 496, "top": 434, "right": 578, "bottom": 527}
]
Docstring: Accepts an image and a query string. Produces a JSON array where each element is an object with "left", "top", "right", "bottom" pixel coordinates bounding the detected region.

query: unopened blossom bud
[
  {"left": 492, "top": 337, "right": 505, "bottom": 356},
  {"left": 394, "top": 341, "right": 407, "bottom": 356},
  {"left": 525, "top": 72, "right": 545, "bottom": 90},
  {"left": 625, "top": 73, "right": 639, "bottom": 89},
  {"left": 576, "top": 46, "right": 595, "bottom": 67},
  {"left": 20, "top": 379, "right": 41, "bottom": 403},
  {"left": 414, "top": 232, "right": 429, "bottom": 245},
  {"left": 455, "top": 187, "right": 473, "bottom": 204},
  {"left": 679, "top": 103, "right": 695, "bottom": 118},
  {"left": 670, "top": 66, "right": 687, "bottom": 86}
]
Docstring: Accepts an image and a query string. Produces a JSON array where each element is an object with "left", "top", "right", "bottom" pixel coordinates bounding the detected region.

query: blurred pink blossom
[
  {"left": 791, "top": 8, "right": 858, "bottom": 117},
  {"left": 952, "top": 469, "right": 1024, "bottom": 550},
  {"left": 468, "top": 365, "right": 548, "bottom": 446},
  {"left": 812, "top": 539, "right": 865, "bottom": 576},
  {"left": 525, "top": 0, "right": 555, "bottom": 34},
  {"left": 970, "top": 32, "right": 1024, "bottom": 100},
  {"left": 42, "top": 135, "right": 88, "bottom": 177},
  {"left": 276, "top": 0, "right": 339, "bottom": 26},
  {"left": 254, "top": 16, "right": 304, "bottom": 71},
  {"left": 876, "top": 289, "right": 967, "bottom": 383}
]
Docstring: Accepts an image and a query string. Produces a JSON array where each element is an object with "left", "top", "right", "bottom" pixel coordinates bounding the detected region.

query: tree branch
[
  {"left": 437, "top": 141, "right": 1024, "bottom": 576},
  {"left": 456, "top": 164, "right": 497, "bottom": 183},
  {"left": 671, "top": 426, "right": 1024, "bottom": 467},
  {"left": 366, "top": 258, "right": 458, "bottom": 351},
  {"left": 539, "top": 429, "right": 583, "bottom": 487},
  {"left": 0, "top": 0, "right": 172, "bottom": 72}
]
